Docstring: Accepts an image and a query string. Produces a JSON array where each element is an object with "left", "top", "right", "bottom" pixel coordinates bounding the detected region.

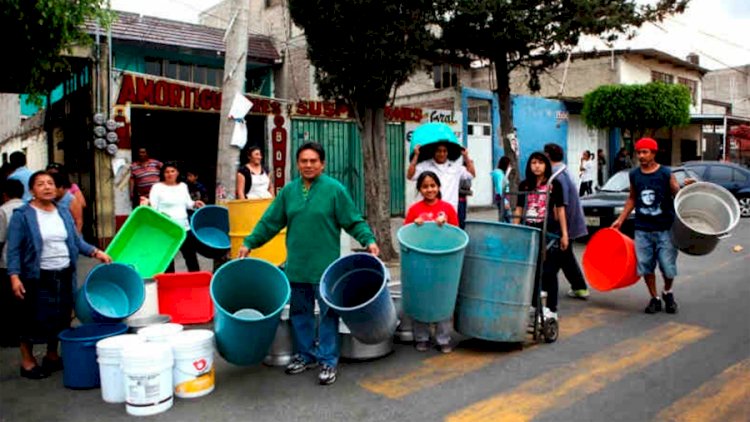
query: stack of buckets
[{"left": 95, "top": 323, "right": 216, "bottom": 416}]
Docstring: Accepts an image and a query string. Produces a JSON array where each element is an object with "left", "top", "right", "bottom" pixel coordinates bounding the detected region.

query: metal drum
[
  {"left": 263, "top": 306, "right": 293, "bottom": 367},
  {"left": 455, "top": 221, "right": 541, "bottom": 342},
  {"left": 339, "top": 321, "right": 393, "bottom": 361},
  {"left": 672, "top": 182, "right": 740, "bottom": 256}
]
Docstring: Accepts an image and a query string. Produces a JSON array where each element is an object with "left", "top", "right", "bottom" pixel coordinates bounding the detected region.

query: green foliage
[
  {"left": 0, "top": 0, "right": 112, "bottom": 98},
  {"left": 582, "top": 82, "right": 692, "bottom": 135},
  {"left": 288, "top": 0, "right": 445, "bottom": 112}
]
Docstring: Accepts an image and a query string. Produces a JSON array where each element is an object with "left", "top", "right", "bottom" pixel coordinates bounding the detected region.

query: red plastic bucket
[
  {"left": 154, "top": 272, "right": 214, "bottom": 324},
  {"left": 583, "top": 229, "right": 640, "bottom": 291}
]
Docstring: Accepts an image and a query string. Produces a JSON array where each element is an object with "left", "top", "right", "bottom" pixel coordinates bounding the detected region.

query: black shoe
[
  {"left": 20, "top": 366, "right": 48, "bottom": 380},
  {"left": 645, "top": 297, "right": 662, "bottom": 314},
  {"left": 662, "top": 293, "right": 679, "bottom": 314},
  {"left": 284, "top": 356, "right": 318, "bottom": 375},
  {"left": 42, "top": 357, "right": 63, "bottom": 373},
  {"left": 318, "top": 364, "right": 337, "bottom": 385}
]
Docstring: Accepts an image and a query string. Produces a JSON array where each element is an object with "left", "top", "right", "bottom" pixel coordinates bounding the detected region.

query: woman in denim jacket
[{"left": 7, "top": 171, "right": 111, "bottom": 380}]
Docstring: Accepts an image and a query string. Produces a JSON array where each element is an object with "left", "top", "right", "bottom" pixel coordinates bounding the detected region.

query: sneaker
[
  {"left": 285, "top": 356, "right": 318, "bottom": 375},
  {"left": 318, "top": 364, "right": 337, "bottom": 385},
  {"left": 415, "top": 341, "right": 429, "bottom": 352},
  {"left": 567, "top": 289, "right": 590, "bottom": 300},
  {"left": 645, "top": 297, "right": 662, "bottom": 314},
  {"left": 439, "top": 344, "right": 453, "bottom": 354},
  {"left": 542, "top": 307, "right": 558, "bottom": 322},
  {"left": 662, "top": 292, "right": 679, "bottom": 314}
]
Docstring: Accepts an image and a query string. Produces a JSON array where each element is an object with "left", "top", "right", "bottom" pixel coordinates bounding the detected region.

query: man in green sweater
[{"left": 238, "top": 142, "right": 379, "bottom": 385}]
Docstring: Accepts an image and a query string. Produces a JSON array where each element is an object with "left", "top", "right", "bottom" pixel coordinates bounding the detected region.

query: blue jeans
[
  {"left": 634, "top": 230, "right": 678, "bottom": 279},
  {"left": 289, "top": 282, "right": 339, "bottom": 367},
  {"left": 458, "top": 198, "right": 467, "bottom": 229}
]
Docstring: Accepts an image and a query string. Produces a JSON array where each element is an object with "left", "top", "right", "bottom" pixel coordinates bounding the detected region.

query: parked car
[
  {"left": 581, "top": 167, "right": 701, "bottom": 238},
  {"left": 682, "top": 161, "right": 750, "bottom": 218}
]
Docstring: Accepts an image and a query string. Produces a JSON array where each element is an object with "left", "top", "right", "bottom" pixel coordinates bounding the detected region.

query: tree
[
  {"left": 582, "top": 82, "right": 691, "bottom": 141},
  {"left": 439, "top": 0, "right": 688, "bottom": 188},
  {"left": 0, "top": 0, "right": 111, "bottom": 98},
  {"left": 289, "top": 0, "right": 444, "bottom": 260}
]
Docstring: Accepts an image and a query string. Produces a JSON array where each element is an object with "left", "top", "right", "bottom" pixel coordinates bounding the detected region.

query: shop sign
[
  {"left": 405, "top": 109, "right": 463, "bottom": 144},
  {"left": 271, "top": 115, "right": 288, "bottom": 194},
  {"left": 292, "top": 100, "right": 423, "bottom": 123}
]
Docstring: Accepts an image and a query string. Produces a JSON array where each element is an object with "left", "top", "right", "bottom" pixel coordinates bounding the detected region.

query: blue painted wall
[{"left": 512, "top": 95, "right": 568, "bottom": 177}]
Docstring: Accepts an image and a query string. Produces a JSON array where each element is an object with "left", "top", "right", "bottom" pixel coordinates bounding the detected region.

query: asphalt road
[{"left": 1, "top": 213, "right": 749, "bottom": 422}]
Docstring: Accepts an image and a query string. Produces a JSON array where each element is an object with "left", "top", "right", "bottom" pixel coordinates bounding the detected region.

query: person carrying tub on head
[
  {"left": 403, "top": 171, "right": 459, "bottom": 353},
  {"left": 513, "top": 152, "right": 568, "bottom": 322}
]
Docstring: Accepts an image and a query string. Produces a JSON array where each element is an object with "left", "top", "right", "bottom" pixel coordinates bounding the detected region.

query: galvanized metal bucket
[{"left": 672, "top": 182, "right": 741, "bottom": 256}]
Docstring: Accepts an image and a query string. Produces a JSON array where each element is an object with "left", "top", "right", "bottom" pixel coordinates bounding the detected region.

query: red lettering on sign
[
  {"left": 169, "top": 84, "right": 182, "bottom": 108},
  {"left": 116, "top": 74, "right": 135, "bottom": 105},
  {"left": 154, "top": 81, "right": 169, "bottom": 106},
  {"left": 135, "top": 78, "right": 154, "bottom": 105}
]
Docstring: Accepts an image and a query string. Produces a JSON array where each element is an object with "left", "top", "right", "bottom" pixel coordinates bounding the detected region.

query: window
[
  {"left": 194, "top": 66, "right": 208, "bottom": 85},
  {"left": 145, "top": 58, "right": 162, "bottom": 76},
  {"left": 710, "top": 165, "right": 733, "bottom": 183},
  {"left": 143, "top": 57, "right": 224, "bottom": 87},
  {"left": 689, "top": 165, "right": 707, "bottom": 178},
  {"left": 734, "top": 169, "right": 748, "bottom": 183},
  {"left": 467, "top": 105, "right": 490, "bottom": 123},
  {"left": 165, "top": 61, "right": 178, "bottom": 79},
  {"left": 433, "top": 64, "right": 459, "bottom": 89},
  {"left": 678, "top": 77, "right": 698, "bottom": 104},
  {"left": 651, "top": 70, "right": 674, "bottom": 84}
]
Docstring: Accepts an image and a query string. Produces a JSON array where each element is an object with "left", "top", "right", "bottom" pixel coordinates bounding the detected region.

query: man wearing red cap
[{"left": 612, "top": 138, "right": 692, "bottom": 314}]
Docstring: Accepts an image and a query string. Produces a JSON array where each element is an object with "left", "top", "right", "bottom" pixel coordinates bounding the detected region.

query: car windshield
[{"left": 601, "top": 171, "right": 630, "bottom": 192}]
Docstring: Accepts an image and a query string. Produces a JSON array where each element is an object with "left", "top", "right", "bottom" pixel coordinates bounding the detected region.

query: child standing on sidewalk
[
  {"left": 404, "top": 171, "right": 459, "bottom": 353},
  {"left": 513, "top": 152, "right": 568, "bottom": 321}
]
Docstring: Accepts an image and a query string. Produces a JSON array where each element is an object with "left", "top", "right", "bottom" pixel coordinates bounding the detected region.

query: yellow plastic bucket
[{"left": 227, "top": 198, "right": 286, "bottom": 266}]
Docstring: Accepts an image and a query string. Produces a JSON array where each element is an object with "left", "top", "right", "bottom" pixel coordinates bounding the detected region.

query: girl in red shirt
[
  {"left": 404, "top": 171, "right": 458, "bottom": 353},
  {"left": 404, "top": 171, "right": 459, "bottom": 227}
]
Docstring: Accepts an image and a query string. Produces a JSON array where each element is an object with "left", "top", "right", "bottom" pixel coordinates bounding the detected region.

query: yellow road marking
[
  {"left": 446, "top": 322, "right": 711, "bottom": 422},
  {"left": 655, "top": 357, "right": 750, "bottom": 422},
  {"left": 359, "top": 307, "right": 621, "bottom": 399}
]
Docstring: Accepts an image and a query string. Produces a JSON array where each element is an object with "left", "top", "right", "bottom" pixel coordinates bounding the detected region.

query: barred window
[
  {"left": 678, "top": 77, "right": 698, "bottom": 104},
  {"left": 651, "top": 70, "right": 674, "bottom": 84}
]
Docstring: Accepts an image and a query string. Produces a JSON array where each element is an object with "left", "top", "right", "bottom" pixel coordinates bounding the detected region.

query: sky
[{"left": 110, "top": 0, "right": 750, "bottom": 70}]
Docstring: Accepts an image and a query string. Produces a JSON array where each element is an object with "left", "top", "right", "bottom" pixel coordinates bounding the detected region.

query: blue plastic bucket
[
  {"left": 76, "top": 263, "right": 145, "bottom": 323},
  {"left": 397, "top": 222, "right": 469, "bottom": 323},
  {"left": 320, "top": 253, "right": 397, "bottom": 345},
  {"left": 455, "top": 221, "right": 540, "bottom": 342},
  {"left": 58, "top": 323, "right": 128, "bottom": 389},
  {"left": 191, "top": 205, "right": 231, "bottom": 258},
  {"left": 210, "top": 258, "right": 290, "bottom": 366}
]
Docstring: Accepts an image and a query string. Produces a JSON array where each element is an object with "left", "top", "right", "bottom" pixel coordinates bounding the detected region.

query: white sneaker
[{"left": 542, "top": 307, "right": 558, "bottom": 322}]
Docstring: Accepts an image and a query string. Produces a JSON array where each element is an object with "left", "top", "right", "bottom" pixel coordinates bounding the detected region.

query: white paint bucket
[
  {"left": 169, "top": 329, "right": 216, "bottom": 398},
  {"left": 138, "top": 323, "right": 184, "bottom": 343},
  {"left": 122, "top": 342, "right": 174, "bottom": 417},
  {"left": 126, "top": 279, "right": 159, "bottom": 321},
  {"left": 96, "top": 334, "right": 146, "bottom": 403}
]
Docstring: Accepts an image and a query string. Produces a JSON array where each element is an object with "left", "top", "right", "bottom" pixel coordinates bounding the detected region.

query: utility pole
[{"left": 216, "top": 0, "right": 250, "bottom": 202}]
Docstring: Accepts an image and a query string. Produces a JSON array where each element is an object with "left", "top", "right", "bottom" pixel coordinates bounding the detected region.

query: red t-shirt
[{"left": 404, "top": 200, "right": 459, "bottom": 226}]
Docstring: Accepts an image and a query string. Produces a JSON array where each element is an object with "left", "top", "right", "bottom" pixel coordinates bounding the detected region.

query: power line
[{"left": 668, "top": 17, "right": 750, "bottom": 53}]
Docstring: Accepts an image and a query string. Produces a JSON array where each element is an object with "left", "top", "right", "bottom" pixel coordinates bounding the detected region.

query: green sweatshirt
[{"left": 243, "top": 174, "right": 376, "bottom": 283}]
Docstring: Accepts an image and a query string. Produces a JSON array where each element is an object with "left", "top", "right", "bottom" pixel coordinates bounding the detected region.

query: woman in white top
[
  {"left": 579, "top": 150, "right": 596, "bottom": 197},
  {"left": 236, "top": 146, "right": 274, "bottom": 200},
  {"left": 147, "top": 162, "right": 205, "bottom": 273}
]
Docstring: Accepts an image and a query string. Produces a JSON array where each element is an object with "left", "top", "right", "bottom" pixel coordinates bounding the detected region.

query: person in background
[
  {"left": 50, "top": 172, "right": 84, "bottom": 234},
  {"left": 130, "top": 147, "right": 162, "bottom": 207},
  {"left": 611, "top": 138, "right": 693, "bottom": 314},
  {"left": 7, "top": 171, "right": 111, "bottom": 379},
  {"left": 46, "top": 163, "right": 87, "bottom": 210},
  {"left": 186, "top": 169, "right": 208, "bottom": 203},
  {"left": 0, "top": 180, "right": 25, "bottom": 347},
  {"left": 614, "top": 147, "right": 632, "bottom": 173},
  {"left": 404, "top": 171, "right": 459, "bottom": 353},
  {"left": 544, "top": 144, "right": 590, "bottom": 299},
  {"left": 236, "top": 146, "right": 274, "bottom": 200},
  {"left": 146, "top": 162, "right": 205, "bottom": 273},
  {"left": 7, "top": 152, "right": 33, "bottom": 202},
  {"left": 457, "top": 172, "right": 472, "bottom": 229},
  {"left": 491, "top": 156, "right": 512, "bottom": 222},
  {"left": 513, "top": 152, "right": 568, "bottom": 321},
  {"left": 407, "top": 143, "right": 475, "bottom": 212},
  {"left": 238, "top": 142, "right": 379, "bottom": 386},
  {"left": 597, "top": 149, "right": 607, "bottom": 188},
  {"left": 579, "top": 151, "right": 595, "bottom": 197}
]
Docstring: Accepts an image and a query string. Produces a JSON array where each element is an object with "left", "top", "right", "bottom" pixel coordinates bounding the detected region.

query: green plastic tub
[{"left": 106, "top": 206, "right": 187, "bottom": 278}]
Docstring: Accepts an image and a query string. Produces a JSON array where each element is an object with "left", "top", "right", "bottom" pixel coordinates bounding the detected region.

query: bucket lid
[
  {"left": 122, "top": 342, "right": 173, "bottom": 363},
  {"left": 233, "top": 308, "right": 264, "bottom": 320},
  {"left": 97, "top": 334, "right": 145, "bottom": 352},
  {"left": 138, "top": 323, "right": 184, "bottom": 339},
  {"left": 170, "top": 329, "right": 214, "bottom": 349}
]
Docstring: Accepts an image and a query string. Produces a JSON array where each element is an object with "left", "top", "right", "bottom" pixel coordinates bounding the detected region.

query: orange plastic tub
[
  {"left": 154, "top": 272, "right": 214, "bottom": 324},
  {"left": 583, "top": 229, "right": 640, "bottom": 291}
]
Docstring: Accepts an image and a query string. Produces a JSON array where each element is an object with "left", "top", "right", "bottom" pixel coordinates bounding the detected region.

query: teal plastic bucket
[
  {"left": 397, "top": 222, "right": 469, "bottom": 323},
  {"left": 320, "top": 253, "right": 397, "bottom": 345},
  {"left": 59, "top": 323, "right": 128, "bottom": 389},
  {"left": 191, "top": 205, "right": 231, "bottom": 259},
  {"left": 211, "top": 258, "right": 290, "bottom": 366},
  {"left": 76, "top": 264, "right": 145, "bottom": 324},
  {"left": 455, "top": 221, "right": 540, "bottom": 342}
]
